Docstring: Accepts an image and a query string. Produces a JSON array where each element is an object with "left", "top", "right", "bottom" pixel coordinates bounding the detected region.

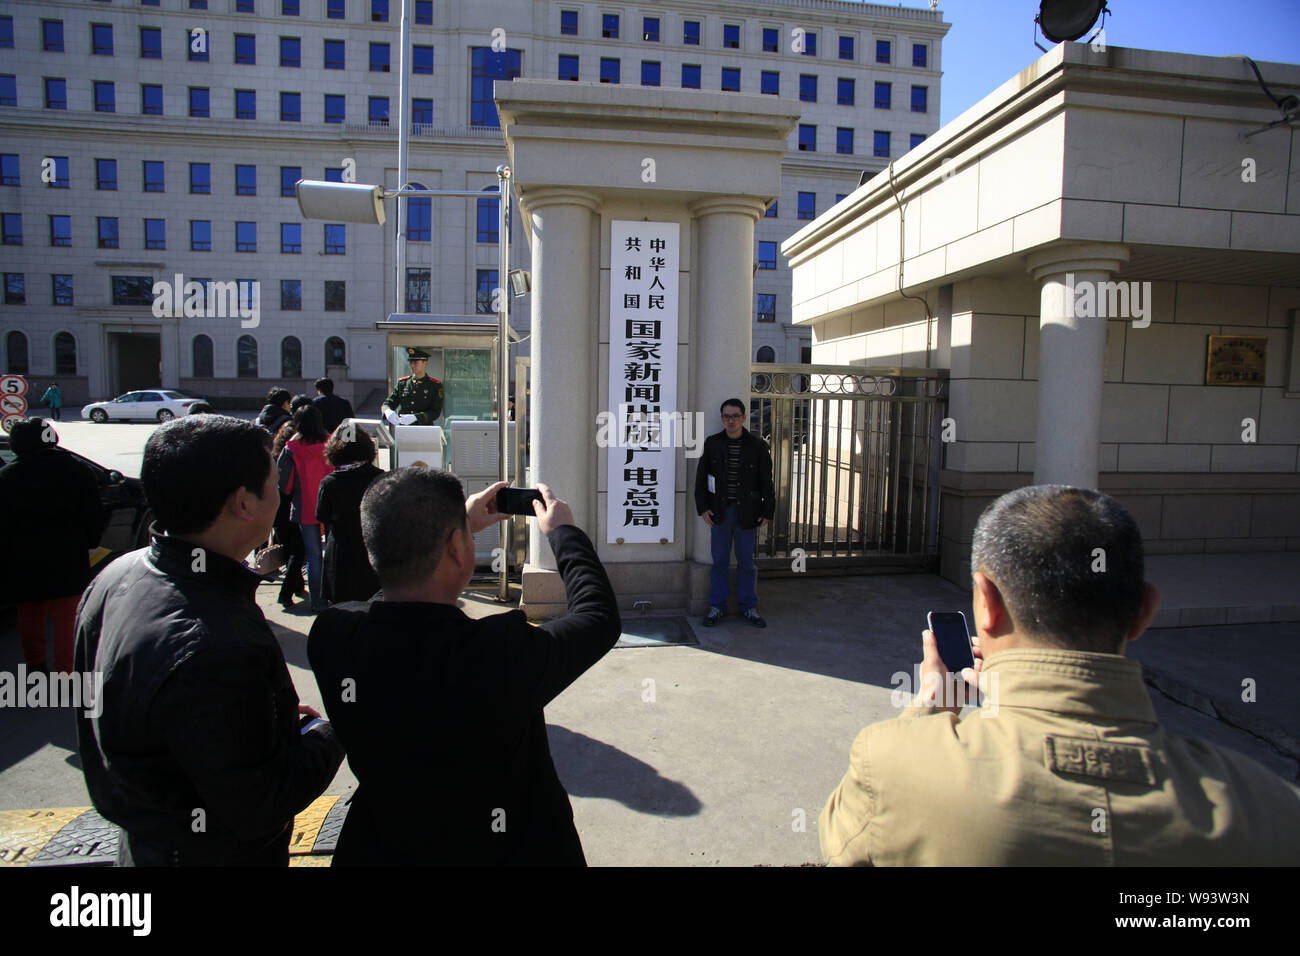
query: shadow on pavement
[{"left": 547, "top": 724, "right": 702, "bottom": 817}]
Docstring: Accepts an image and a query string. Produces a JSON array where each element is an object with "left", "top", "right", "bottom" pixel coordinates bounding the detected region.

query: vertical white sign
[{"left": 607, "top": 221, "right": 679, "bottom": 544}]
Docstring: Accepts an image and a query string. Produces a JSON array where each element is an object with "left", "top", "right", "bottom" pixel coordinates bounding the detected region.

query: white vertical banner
[{"left": 607, "top": 220, "right": 679, "bottom": 544}]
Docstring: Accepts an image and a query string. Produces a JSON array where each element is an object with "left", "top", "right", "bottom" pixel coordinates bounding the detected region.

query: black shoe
[
  {"left": 741, "top": 608, "right": 767, "bottom": 628},
  {"left": 702, "top": 606, "right": 723, "bottom": 627}
]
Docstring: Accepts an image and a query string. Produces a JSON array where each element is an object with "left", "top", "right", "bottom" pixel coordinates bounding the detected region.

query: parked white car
[{"left": 82, "top": 390, "right": 209, "bottom": 423}]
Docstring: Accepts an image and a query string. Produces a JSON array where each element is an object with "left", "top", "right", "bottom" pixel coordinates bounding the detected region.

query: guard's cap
[{"left": 406, "top": 347, "right": 430, "bottom": 360}]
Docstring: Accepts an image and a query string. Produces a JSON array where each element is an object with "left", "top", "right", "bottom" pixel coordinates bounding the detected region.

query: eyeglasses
[{"left": 721, "top": 413, "right": 744, "bottom": 421}]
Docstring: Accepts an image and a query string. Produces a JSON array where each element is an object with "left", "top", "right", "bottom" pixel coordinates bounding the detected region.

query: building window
[
  {"left": 4, "top": 274, "right": 25, "bottom": 305},
  {"left": 235, "top": 221, "right": 257, "bottom": 252},
  {"left": 560, "top": 10, "right": 578, "bottom": 36},
  {"left": 237, "top": 0, "right": 255, "bottom": 11},
  {"left": 143, "top": 161, "right": 165, "bottom": 191},
  {"left": 368, "top": 96, "right": 388, "bottom": 124},
  {"left": 681, "top": 64, "right": 700, "bottom": 89},
  {"left": 910, "top": 133, "right": 927, "bottom": 150},
  {"left": 237, "top": 335, "right": 258, "bottom": 378},
  {"left": 798, "top": 124, "right": 816, "bottom": 151},
  {"left": 281, "top": 222, "right": 301, "bottom": 253},
  {"left": 476, "top": 269, "right": 498, "bottom": 313},
  {"left": 141, "top": 84, "right": 163, "bottom": 115},
  {"left": 281, "top": 91, "right": 301, "bottom": 121},
  {"left": 324, "top": 94, "right": 345, "bottom": 123},
  {"left": 757, "top": 241, "right": 776, "bottom": 270},
  {"left": 192, "top": 335, "right": 214, "bottom": 377},
  {"left": 324, "top": 224, "right": 345, "bottom": 254},
  {"left": 235, "top": 165, "right": 257, "bottom": 195},
  {"left": 281, "top": 36, "right": 300, "bottom": 67},
  {"left": 52, "top": 275, "right": 74, "bottom": 306},
  {"left": 235, "top": 89, "right": 257, "bottom": 119},
  {"left": 721, "top": 67, "right": 740, "bottom": 92},
  {"left": 756, "top": 346, "right": 775, "bottom": 363},
  {"left": 840, "top": 35, "right": 854, "bottom": 60},
  {"left": 875, "top": 81, "right": 891, "bottom": 109},
  {"left": 191, "top": 220, "right": 211, "bottom": 251},
  {"left": 190, "top": 163, "right": 211, "bottom": 194},
  {"left": 189, "top": 87, "right": 210, "bottom": 117},
  {"left": 144, "top": 218, "right": 166, "bottom": 249},
  {"left": 911, "top": 86, "right": 928, "bottom": 113},
  {"left": 600, "top": 58, "right": 620, "bottom": 84},
  {"left": 5, "top": 330, "right": 28, "bottom": 373},
  {"left": 140, "top": 26, "right": 161, "bottom": 58},
  {"left": 112, "top": 276, "right": 154, "bottom": 306},
  {"left": 98, "top": 217, "right": 119, "bottom": 248},
  {"left": 643, "top": 17, "right": 659, "bottom": 42},
  {"left": 50, "top": 215, "right": 72, "bottom": 246},
  {"left": 370, "top": 42, "right": 390, "bottom": 72},
  {"left": 765, "top": 201, "right": 777, "bottom": 218},
  {"left": 874, "top": 130, "right": 890, "bottom": 157},
  {"left": 415, "top": 1, "right": 432, "bottom": 25},
  {"left": 683, "top": 21, "right": 699, "bottom": 45},
  {"left": 760, "top": 71, "right": 779, "bottom": 95},
  {"left": 407, "top": 194, "right": 430, "bottom": 239},
  {"left": 405, "top": 268, "right": 430, "bottom": 312},
  {"left": 797, "top": 192, "right": 814, "bottom": 220},
  {"left": 324, "top": 282, "right": 345, "bottom": 312},
  {"left": 43, "top": 20, "right": 65, "bottom": 52},
  {"left": 412, "top": 98, "right": 432, "bottom": 125},
  {"left": 803, "top": 31, "right": 817, "bottom": 56},
  {"left": 327, "top": 0, "right": 344, "bottom": 19},
  {"left": 876, "top": 39, "right": 891, "bottom": 64},
  {"left": 2, "top": 213, "right": 22, "bottom": 244},
  {"left": 280, "top": 166, "right": 300, "bottom": 197},
  {"left": 325, "top": 336, "right": 346, "bottom": 365},
  {"left": 325, "top": 167, "right": 344, "bottom": 182},
  {"left": 371, "top": 0, "right": 387, "bottom": 22},
  {"left": 0, "top": 154, "right": 16, "bottom": 186},
  {"left": 45, "top": 78, "right": 67, "bottom": 110},
  {"left": 799, "top": 74, "right": 817, "bottom": 102},
  {"left": 281, "top": 335, "right": 301, "bottom": 375},
  {"left": 558, "top": 54, "right": 579, "bottom": 81},
  {"left": 235, "top": 33, "right": 256, "bottom": 64},
  {"left": 477, "top": 188, "right": 499, "bottom": 243},
  {"left": 282, "top": 0, "right": 299, "bottom": 14},
  {"left": 470, "top": 48, "right": 521, "bottom": 127},
  {"left": 641, "top": 61, "right": 660, "bottom": 87},
  {"left": 0, "top": 75, "right": 14, "bottom": 107},
  {"left": 762, "top": 28, "right": 778, "bottom": 53},
  {"left": 602, "top": 14, "right": 618, "bottom": 39},
  {"left": 913, "top": 43, "right": 927, "bottom": 68},
  {"left": 836, "top": 128, "right": 854, "bottom": 155},
  {"left": 280, "top": 281, "right": 301, "bottom": 311},
  {"left": 757, "top": 293, "right": 776, "bottom": 322},
  {"left": 838, "top": 77, "right": 855, "bottom": 106},
  {"left": 324, "top": 39, "right": 345, "bottom": 69},
  {"left": 92, "top": 23, "right": 114, "bottom": 56},
  {"left": 188, "top": 29, "right": 209, "bottom": 62},
  {"left": 723, "top": 24, "right": 740, "bottom": 49},
  {"left": 412, "top": 45, "right": 432, "bottom": 74},
  {"left": 94, "top": 81, "right": 116, "bottom": 112},
  {"left": 95, "top": 158, "right": 116, "bottom": 190}
]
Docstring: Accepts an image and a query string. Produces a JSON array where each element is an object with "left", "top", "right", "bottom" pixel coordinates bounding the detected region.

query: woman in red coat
[{"left": 276, "top": 405, "right": 334, "bottom": 611}]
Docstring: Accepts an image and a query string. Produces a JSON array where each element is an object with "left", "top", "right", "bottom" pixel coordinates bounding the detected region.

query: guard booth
[{"left": 374, "top": 315, "right": 514, "bottom": 563}]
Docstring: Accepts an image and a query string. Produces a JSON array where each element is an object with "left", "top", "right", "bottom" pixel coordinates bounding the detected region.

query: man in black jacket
[
  {"left": 308, "top": 471, "right": 621, "bottom": 865},
  {"left": 694, "top": 398, "right": 776, "bottom": 629},
  {"left": 74, "top": 415, "right": 345, "bottom": 866},
  {"left": 256, "top": 387, "right": 292, "bottom": 436},
  {"left": 312, "top": 377, "right": 354, "bottom": 434}
]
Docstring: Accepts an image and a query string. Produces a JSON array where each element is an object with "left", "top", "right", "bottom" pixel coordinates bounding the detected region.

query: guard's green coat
[{"left": 385, "top": 374, "right": 444, "bottom": 424}]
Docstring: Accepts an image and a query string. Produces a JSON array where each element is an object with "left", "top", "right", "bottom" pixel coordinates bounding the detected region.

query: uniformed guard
[{"left": 383, "top": 347, "right": 445, "bottom": 426}]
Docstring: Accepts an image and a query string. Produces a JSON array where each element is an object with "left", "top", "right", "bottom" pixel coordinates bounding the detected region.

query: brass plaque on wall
[{"left": 1206, "top": 335, "right": 1267, "bottom": 386}]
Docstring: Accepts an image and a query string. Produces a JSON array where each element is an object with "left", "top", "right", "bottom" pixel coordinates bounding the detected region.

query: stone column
[
  {"left": 523, "top": 188, "right": 601, "bottom": 570},
  {"left": 160, "top": 320, "right": 179, "bottom": 388},
  {"left": 689, "top": 197, "right": 768, "bottom": 570},
  {"left": 1025, "top": 242, "right": 1129, "bottom": 488}
]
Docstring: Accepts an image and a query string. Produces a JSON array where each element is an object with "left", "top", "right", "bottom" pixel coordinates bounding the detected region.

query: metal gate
[{"left": 749, "top": 364, "right": 948, "bottom": 572}]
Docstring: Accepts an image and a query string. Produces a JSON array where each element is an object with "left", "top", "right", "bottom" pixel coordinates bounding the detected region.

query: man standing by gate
[{"left": 695, "top": 398, "right": 775, "bottom": 629}]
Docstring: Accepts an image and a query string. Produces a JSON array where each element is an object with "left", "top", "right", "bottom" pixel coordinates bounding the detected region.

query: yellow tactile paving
[
  {"left": 288, "top": 853, "right": 333, "bottom": 867},
  {"left": 0, "top": 807, "right": 88, "bottom": 867},
  {"left": 289, "top": 794, "right": 340, "bottom": 855}
]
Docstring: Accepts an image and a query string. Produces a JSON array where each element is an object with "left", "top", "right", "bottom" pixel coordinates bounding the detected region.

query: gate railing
[{"left": 749, "top": 364, "right": 948, "bottom": 571}]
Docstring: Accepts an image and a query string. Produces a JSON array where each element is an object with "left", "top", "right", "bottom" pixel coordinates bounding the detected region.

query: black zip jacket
[
  {"left": 693, "top": 428, "right": 776, "bottom": 530},
  {"left": 74, "top": 532, "right": 345, "bottom": 865},
  {"left": 307, "top": 523, "right": 621, "bottom": 865}
]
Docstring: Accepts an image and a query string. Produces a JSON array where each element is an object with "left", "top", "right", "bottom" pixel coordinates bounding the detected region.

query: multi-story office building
[{"left": 0, "top": 0, "right": 947, "bottom": 409}]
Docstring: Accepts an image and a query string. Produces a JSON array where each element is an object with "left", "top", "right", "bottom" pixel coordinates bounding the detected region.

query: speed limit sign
[
  {"left": 0, "top": 392, "right": 27, "bottom": 417},
  {"left": 0, "top": 373, "right": 27, "bottom": 396},
  {"left": 1, "top": 412, "right": 22, "bottom": 433}
]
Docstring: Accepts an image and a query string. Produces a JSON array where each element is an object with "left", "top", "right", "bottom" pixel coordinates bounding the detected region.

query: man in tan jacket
[{"left": 820, "top": 485, "right": 1300, "bottom": 865}]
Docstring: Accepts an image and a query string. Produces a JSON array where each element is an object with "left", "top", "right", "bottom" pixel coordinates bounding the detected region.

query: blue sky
[{"left": 931, "top": 0, "right": 1300, "bottom": 125}]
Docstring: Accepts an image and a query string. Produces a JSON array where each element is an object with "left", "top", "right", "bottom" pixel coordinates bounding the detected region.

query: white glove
[
  {"left": 384, "top": 409, "right": 398, "bottom": 425},
  {"left": 398, "top": 413, "right": 417, "bottom": 425}
]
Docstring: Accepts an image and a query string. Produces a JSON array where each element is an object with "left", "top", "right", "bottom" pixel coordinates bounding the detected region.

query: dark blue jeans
[{"left": 709, "top": 505, "right": 757, "bottom": 611}]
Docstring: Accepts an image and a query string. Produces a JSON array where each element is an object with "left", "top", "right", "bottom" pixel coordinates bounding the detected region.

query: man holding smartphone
[
  {"left": 307, "top": 474, "right": 621, "bottom": 865},
  {"left": 819, "top": 485, "right": 1300, "bottom": 865}
]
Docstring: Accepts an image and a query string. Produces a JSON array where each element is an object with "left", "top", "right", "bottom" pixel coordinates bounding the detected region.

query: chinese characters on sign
[{"left": 608, "top": 221, "right": 680, "bottom": 543}]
